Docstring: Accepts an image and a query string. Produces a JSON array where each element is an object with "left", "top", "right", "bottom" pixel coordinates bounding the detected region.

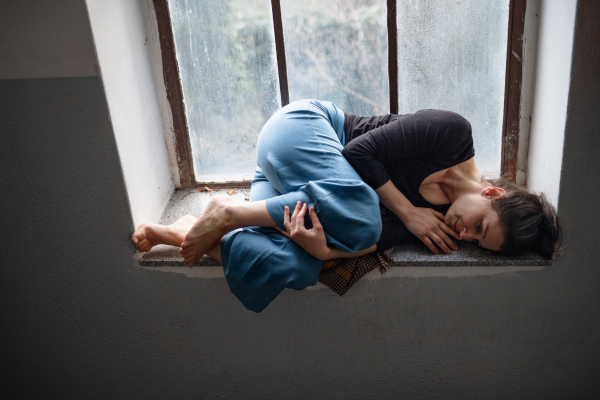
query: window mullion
[
  {"left": 152, "top": 0, "right": 196, "bottom": 187},
  {"left": 501, "top": 0, "right": 526, "bottom": 181},
  {"left": 387, "top": 0, "right": 398, "bottom": 114},
  {"left": 271, "top": 0, "right": 290, "bottom": 107}
]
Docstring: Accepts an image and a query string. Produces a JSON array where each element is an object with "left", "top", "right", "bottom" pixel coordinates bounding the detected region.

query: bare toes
[
  {"left": 183, "top": 257, "right": 194, "bottom": 267},
  {"left": 180, "top": 247, "right": 191, "bottom": 258},
  {"left": 131, "top": 223, "right": 157, "bottom": 252},
  {"left": 139, "top": 239, "right": 152, "bottom": 252}
]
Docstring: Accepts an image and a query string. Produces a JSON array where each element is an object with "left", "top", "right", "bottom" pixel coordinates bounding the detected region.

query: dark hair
[{"left": 488, "top": 178, "right": 562, "bottom": 259}]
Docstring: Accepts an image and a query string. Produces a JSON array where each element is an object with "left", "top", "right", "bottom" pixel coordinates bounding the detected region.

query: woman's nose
[{"left": 459, "top": 227, "right": 471, "bottom": 240}]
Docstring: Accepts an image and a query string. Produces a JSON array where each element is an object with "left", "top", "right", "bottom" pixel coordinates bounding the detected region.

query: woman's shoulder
[
  {"left": 408, "top": 110, "right": 474, "bottom": 149},
  {"left": 411, "top": 109, "right": 472, "bottom": 132},
  {"left": 344, "top": 109, "right": 473, "bottom": 151}
]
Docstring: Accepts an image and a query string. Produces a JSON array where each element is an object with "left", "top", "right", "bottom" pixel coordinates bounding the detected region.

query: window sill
[{"left": 136, "top": 189, "right": 552, "bottom": 268}]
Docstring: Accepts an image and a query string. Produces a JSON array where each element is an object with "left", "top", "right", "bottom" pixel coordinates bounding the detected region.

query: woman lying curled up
[
  {"left": 340, "top": 109, "right": 560, "bottom": 258},
  {"left": 131, "top": 100, "right": 561, "bottom": 312}
]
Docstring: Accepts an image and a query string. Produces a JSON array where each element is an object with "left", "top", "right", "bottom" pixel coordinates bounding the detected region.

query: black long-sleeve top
[{"left": 342, "top": 110, "right": 475, "bottom": 251}]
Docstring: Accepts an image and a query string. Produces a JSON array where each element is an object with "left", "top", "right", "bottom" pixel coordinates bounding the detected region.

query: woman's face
[{"left": 445, "top": 188, "right": 506, "bottom": 251}]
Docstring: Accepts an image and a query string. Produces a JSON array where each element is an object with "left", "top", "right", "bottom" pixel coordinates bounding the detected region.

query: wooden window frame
[
  {"left": 153, "top": 0, "right": 525, "bottom": 188},
  {"left": 501, "top": 0, "right": 526, "bottom": 181}
]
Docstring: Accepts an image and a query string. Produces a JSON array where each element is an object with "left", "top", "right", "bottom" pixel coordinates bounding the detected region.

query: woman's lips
[{"left": 452, "top": 220, "right": 458, "bottom": 232}]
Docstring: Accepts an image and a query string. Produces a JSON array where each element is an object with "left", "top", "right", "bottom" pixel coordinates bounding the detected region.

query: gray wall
[
  {"left": 1, "top": 0, "right": 599, "bottom": 398},
  {"left": 0, "top": 0, "right": 98, "bottom": 79}
]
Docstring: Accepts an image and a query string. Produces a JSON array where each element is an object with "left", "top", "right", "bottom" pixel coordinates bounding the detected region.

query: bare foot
[
  {"left": 132, "top": 215, "right": 197, "bottom": 252},
  {"left": 180, "top": 196, "right": 235, "bottom": 267}
]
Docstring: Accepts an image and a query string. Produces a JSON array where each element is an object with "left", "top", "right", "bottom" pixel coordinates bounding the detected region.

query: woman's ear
[{"left": 481, "top": 187, "right": 506, "bottom": 200}]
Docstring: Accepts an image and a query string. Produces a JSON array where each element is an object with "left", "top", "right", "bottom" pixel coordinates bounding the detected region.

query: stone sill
[{"left": 137, "top": 189, "right": 551, "bottom": 268}]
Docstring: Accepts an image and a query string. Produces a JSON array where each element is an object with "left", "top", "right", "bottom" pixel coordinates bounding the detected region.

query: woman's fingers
[
  {"left": 290, "top": 201, "right": 302, "bottom": 232},
  {"left": 282, "top": 202, "right": 317, "bottom": 238},
  {"left": 433, "top": 210, "right": 446, "bottom": 221},
  {"left": 430, "top": 231, "right": 452, "bottom": 254},
  {"left": 275, "top": 226, "right": 291, "bottom": 238},
  {"left": 281, "top": 205, "right": 294, "bottom": 237},
  {"left": 282, "top": 206, "right": 291, "bottom": 230},
  {"left": 292, "top": 201, "right": 302, "bottom": 216},
  {"left": 422, "top": 228, "right": 457, "bottom": 254},
  {"left": 281, "top": 202, "right": 313, "bottom": 238},
  {"left": 419, "top": 224, "right": 458, "bottom": 254},
  {"left": 421, "top": 237, "right": 439, "bottom": 254},
  {"left": 283, "top": 205, "right": 290, "bottom": 221},
  {"left": 289, "top": 203, "right": 312, "bottom": 237},
  {"left": 297, "top": 203, "right": 307, "bottom": 224},
  {"left": 439, "top": 221, "right": 460, "bottom": 240},
  {"left": 438, "top": 229, "right": 458, "bottom": 251},
  {"left": 308, "top": 206, "right": 322, "bottom": 229},
  {"left": 403, "top": 207, "right": 460, "bottom": 254},
  {"left": 431, "top": 209, "right": 459, "bottom": 240},
  {"left": 291, "top": 203, "right": 308, "bottom": 234}
]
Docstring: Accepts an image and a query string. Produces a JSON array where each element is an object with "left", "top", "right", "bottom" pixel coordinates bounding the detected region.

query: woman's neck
[{"left": 440, "top": 158, "right": 489, "bottom": 203}]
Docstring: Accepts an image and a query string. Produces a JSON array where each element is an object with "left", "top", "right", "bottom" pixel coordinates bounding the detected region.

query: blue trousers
[{"left": 220, "top": 100, "right": 382, "bottom": 312}]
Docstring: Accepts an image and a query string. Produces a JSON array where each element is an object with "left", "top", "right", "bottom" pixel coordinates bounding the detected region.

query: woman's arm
[
  {"left": 376, "top": 181, "right": 458, "bottom": 254},
  {"left": 343, "top": 110, "right": 471, "bottom": 254},
  {"left": 276, "top": 202, "right": 377, "bottom": 260},
  {"left": 342, "top": 110, "right": 473, "bottom": 188}
]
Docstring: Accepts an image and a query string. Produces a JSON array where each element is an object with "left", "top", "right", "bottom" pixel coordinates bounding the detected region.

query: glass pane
[
  {"left": 397, "top": 0, "right": 509, "bottom": 178},
  {"left": 169, "top": 0, "right": 280, "bottom": 182},
  {"left": 281, "top": 0, "right": 389, "bottom": 116}
]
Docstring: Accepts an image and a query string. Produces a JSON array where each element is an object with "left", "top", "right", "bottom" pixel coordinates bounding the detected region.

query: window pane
[
  {"left": 281, "top": 0, "right": 389, "bottom": 116},
  {"left": 169, "top": 0, "right": 280, "bottom": 182},
  {"left": 397, "top": 0, "right": 509, "bottom": 178}
]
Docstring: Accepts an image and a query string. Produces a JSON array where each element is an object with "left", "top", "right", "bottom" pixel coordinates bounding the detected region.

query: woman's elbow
[
  {"left": 341, "top": 145, "right": 354, "bottom": 161},
  {"left": 341, "top": 144, "right": 364, "bottom": 169}
]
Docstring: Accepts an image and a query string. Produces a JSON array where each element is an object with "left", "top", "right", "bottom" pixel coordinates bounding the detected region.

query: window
[{"left": 152, "top": 0, "right": 525, "bottom": 187}]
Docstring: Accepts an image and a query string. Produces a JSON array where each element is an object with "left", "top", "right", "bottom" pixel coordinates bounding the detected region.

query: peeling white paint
[
  {"left": 526, "top": 0, "right": 577, "bottom": 208},
  {"left": 516, "top": 0, "right": 541, "bottom": 186},
  {"left": 139, "top": 0, "right": 181, "bottom": 187},
  {"left": 86, "top": 0, "right": 175, "bottom": 227}
]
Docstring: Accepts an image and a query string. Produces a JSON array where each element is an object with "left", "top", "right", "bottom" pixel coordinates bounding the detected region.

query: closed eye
[{"left": 476, "top": 221, "right": 483, "bottom": 234}]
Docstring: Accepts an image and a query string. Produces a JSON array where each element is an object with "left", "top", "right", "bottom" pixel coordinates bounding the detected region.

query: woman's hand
[
  {"left": 276, "top": 201, "right": 332, "bottom": 260},
  {"left": 402, "top": 206, "right": 459, "bottom": 254},
  {"left": 375, "top": 181, "right": 459, "bottom": 255}
]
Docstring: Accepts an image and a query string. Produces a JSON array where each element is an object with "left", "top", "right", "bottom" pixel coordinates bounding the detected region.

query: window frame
[{"left": 152, "top": 0, "right": 526, "bottom": 188}]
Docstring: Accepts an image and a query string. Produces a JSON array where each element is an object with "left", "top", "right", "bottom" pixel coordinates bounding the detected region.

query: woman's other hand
[
  {"left": 276, "top": 201, "right": 331, "bottom": 260},
  {"left": 375, "top": 181, "right": 458, "bottom": 254},
  {"left": 403, "top": 206, "right": 459, "bottom": 254}
]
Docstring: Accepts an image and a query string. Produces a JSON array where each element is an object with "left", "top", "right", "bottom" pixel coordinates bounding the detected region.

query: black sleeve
[{"left": 342, "top": 110, "right": 474, "bottom": 190}]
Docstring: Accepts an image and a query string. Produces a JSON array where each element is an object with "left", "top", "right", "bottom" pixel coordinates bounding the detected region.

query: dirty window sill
[{"left": 137, "top": 189, "right": 552, "bottom": 268}]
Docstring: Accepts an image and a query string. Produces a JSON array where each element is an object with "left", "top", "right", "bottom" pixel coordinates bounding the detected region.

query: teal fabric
[{"left": 221, "top": 100, "right": 381, "bottom": 312}]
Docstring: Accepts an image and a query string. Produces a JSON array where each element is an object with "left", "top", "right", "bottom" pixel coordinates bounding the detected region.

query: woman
[{"left": 132, "top": 100, "right": 560, "bottom": 312}]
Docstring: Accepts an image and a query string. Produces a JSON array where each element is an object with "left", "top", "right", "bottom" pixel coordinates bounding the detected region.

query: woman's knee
[
  {"left": 314, "top": 181, "right": 382, "bottom": 252},
  {"left": 326, "top": 205, "right": 381, "bottom": 251}
]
